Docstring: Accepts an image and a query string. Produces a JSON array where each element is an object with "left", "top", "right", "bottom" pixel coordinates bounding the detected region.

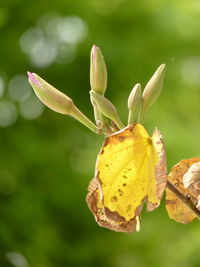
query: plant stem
[
  {"left": 128, "top": 110, "right": 134, "bottom": 125},
  {"left": 90, "top": 95, "right": 108, "bottom": 128},
  {"left": 113, "top": 116, "right": 124, "bottom": 130},
  {"left": 137, "top": 102, "right": 146, "bottom": 125},
  {"left": 167, "top": 181, "right": 200, "bottom": 220},
  {"left": 70, "top": 106, "right": 98, "bottom": 134}
]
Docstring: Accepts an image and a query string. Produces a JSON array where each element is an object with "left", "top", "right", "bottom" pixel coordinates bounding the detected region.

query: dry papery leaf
[
  {"left": 166, "top": 158, "right": 200, "bottom": 224},
  {"left": 87, "top": 123, "right": 167, "bottom": 232}
]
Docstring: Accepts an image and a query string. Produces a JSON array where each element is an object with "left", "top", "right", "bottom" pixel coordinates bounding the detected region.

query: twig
[{"left": 167, "top": 181, "right": 200, "bottom": 220}]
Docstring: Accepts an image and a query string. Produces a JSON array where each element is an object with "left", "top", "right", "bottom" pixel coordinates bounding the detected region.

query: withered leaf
[
  {"left": 86, "top": 123, "right": 167, "bottom": 232},
  {"left": 166, "top": 158, "right": 200, "bottom": 224}
]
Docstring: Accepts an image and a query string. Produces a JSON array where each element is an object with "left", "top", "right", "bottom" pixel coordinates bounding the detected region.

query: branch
[{"left": 166, "top": 181, "right": 200, "bottom": 220}]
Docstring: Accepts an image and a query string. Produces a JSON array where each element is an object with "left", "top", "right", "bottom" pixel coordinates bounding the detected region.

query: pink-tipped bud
[
  {"left": 28, "top": 72, "right": 73, "bottom": 115},
  {"left": 27, "top": 72, "right": 97, "bottom": 133}
]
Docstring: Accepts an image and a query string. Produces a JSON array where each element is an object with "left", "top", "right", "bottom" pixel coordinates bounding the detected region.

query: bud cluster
[{"left": 27, "top": 45, "right": 166, "bottom": 134}]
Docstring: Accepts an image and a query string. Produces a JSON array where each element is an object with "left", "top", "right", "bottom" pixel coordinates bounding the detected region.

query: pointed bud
[
  {"left": 90, "top": 45, "right": 107, "bottom": 95},
  {"left": 139, "top": 64, "right": 166, "bottom": 123},
  {"left": 28, "top": 72, "right": 97, "bottom": 133},
  {"left": 127, "top": 83, "right": 142, "bottom": 124},
  {"left": 90, "top": 91, "right": 124, "bottom": 129},
  {"left": 28, "top": 72, "right": 73, "bottom": 115}
]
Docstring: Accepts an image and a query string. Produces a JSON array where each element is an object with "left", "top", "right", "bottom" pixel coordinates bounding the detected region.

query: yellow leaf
[
  {"left": 166, "top": 158, "right": 200, "bottom": 224},
  {"left": 87, "top": 123, "right": 167, "bottom": 232}
]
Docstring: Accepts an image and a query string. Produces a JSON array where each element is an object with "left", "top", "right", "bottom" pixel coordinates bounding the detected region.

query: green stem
[
  {"left": 90, "top": 95, "right": 101, "bottom": 125},
  {"left": 70, "top": 106, "right": 98, "bottom": 134},
  {"left": 128, "top": 110, "right": 136, "bottom": 125},
  {"left": 137, "top": 103, "right": 146, "bottom": 124},
  {"left": 167, "top": 181, "right": 200, "bottom": 220},
  {"left": 90, "top": 95, "right": 108, "bottom": 127},
  {"left": 113, "top": 116, "right": 125, "bottom": 130}
]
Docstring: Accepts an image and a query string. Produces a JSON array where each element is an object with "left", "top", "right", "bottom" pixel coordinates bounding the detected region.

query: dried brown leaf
[{"left": 166, "top": 158, "right": 200, "bottom": 224}]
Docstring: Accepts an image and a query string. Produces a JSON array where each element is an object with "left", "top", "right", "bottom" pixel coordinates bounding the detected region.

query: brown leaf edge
[
  {"left": 146, "top": 128, "right": 167, "bottom": 211},
  {"left": 86, "top": 176, "right": 143, "bottom": 232}
]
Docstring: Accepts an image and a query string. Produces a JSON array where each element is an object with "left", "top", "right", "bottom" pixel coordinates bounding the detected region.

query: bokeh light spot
[
  {"left": 53, "top": 16, "right": 87, "bottom": 44},
  {"left": 19, "top": 27, "right": 43, "bottom": 54},
  {"left": 20, "top": 27, "right": 57, "bottom": 68},
  {"left": 6, "top": 252, "right": 29, "bottom": 267},
  {"left": 19, "top": 14, "right": 88, "bottom": 67},
  {"left": 20, "top": 95, "right": 44, "bottom": 120},
  {"left": 29, "top": 39, "right": 57, "bottom": 68},
  {"left": 8, "top": 74, "right": 32, "bottom": 102},
  {"left": 0, "top": 101, "right": 17, "bottom": 127}
]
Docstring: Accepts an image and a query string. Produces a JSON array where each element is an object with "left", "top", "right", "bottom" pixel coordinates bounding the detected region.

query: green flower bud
[
  {"left": 28, "top": 72, "right": 97, "bottom": 133},
  {"left": 90, "top": 45, "right": 107, "bottom": 95},
  {"left": 139, "top": 64, "right": 166, "bottom": 123},
  {"left": 127, "top": 83, "right": 142, "bottom": 124},
  {"left": 28, "top": 72, "right": 73, "bottom": 115},
  {"left": 90, "top": 90, "right": 124, "bottom": 129}
]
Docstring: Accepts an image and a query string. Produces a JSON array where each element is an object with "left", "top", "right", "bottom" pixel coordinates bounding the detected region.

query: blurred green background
[{"left": 0, "top": 0, "right": 200, "bottom": 266}]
